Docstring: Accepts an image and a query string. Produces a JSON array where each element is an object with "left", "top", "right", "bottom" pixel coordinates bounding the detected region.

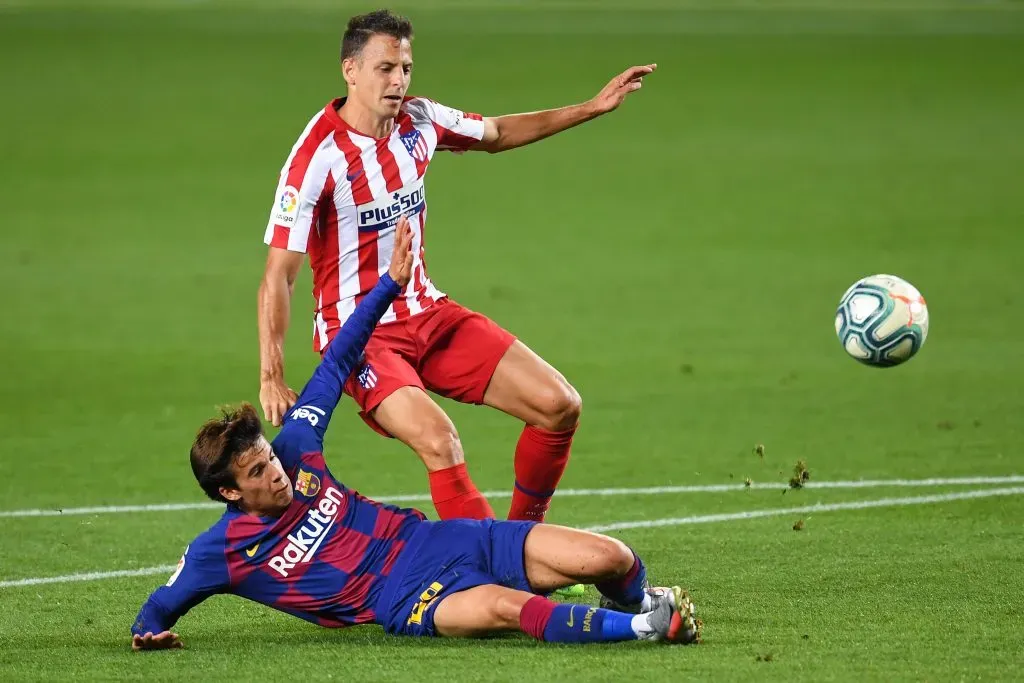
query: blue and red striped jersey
[{"left": 132, "top": 273, "right": 427, "bottom": 636}]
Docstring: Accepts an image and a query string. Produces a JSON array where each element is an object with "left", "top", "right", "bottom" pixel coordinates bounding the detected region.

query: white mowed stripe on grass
[
  {"left": 2, "top": 475, "right": 1022, "bottom": 519},
  {"left": 3, "top": 485, "right": 1022, "bottom": 589}
]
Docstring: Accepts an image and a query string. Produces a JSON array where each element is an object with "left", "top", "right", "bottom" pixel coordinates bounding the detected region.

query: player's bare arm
[
  {"left": 472, "top": 64, "right": 656, "bottom": 153},
  {"left": 258, "top": 247, "right": 304, "bottom": 426}
]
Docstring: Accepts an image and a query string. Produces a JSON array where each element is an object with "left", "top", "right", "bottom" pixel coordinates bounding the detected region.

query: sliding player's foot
[
  {"left": 599, "top": 582, "right": 671, "bottom": 614},
  {"left": 640, "top": 586, "right": 701, "bottom": 644}
]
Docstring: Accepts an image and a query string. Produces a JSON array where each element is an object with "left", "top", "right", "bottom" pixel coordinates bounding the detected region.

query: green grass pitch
[{"left": 1, "top": 1, "right": 1023, "bottom": 680}]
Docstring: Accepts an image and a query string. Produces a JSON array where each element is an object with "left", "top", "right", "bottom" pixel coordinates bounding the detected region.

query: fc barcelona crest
[{"left": 295, "top": 469, "right": 321, "bottom": 497}]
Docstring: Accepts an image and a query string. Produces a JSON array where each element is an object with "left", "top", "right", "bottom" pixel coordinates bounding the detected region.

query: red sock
[
  {"left": 519, "top": 595, "right": 556, "bottom": 640},
  {"left": 506, "top": 425, "right": 576, "bottom": 522},
  {"left": 428, "top": 463, "right": 494, "bottom": 520}
]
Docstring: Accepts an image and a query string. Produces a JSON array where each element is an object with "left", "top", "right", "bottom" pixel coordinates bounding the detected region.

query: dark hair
[
  {"left": 341, "top": 9, "right": 414, "bottom": 62},
  {"left": 189, "top": 403, "right": 264, "bottom": 503}
]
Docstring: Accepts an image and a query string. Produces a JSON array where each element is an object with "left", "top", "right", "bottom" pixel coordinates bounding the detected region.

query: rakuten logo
[{"left": 268, "top": 487, "right": 344, "bottom": 577}]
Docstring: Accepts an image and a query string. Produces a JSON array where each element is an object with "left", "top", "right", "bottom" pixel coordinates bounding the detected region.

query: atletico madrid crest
[{"left": 401, "top": 129, "right": 428, "bottom": 163}]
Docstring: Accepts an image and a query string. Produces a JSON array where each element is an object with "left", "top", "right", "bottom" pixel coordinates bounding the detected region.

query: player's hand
[
  {"left": 131, "top": 631, "right": 182, "bottom": 651},
  {"left": 388, "top": 214, "right": 414, "bottom": 288},
  {"left": 589, "top": 64, "right": 656, "bottom": 115},
  {"left": 260, "top": 377, "right": 298, "bottom": 427}
]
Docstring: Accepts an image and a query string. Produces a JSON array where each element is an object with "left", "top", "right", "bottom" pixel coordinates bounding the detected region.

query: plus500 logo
[{"left": 358, "top": 182, "right": 425, "bottom": 232}]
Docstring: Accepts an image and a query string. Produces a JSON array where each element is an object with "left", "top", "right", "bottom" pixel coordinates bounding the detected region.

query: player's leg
[
  {"left": 521, "top": 524, "right": 644, "bottom": 600},
  {"left": 370, "top": 387, "right": 494, "bottom": 520},
  {"left": 430, "top": 584, "right": 533, "bottom": 636},
  {"left": 431, "top": 583, "right": 655, "bottom": 643},
  {"left": 519, "top": 524, "right": 701, "bottom": 644},
  {"left": 483, "top": 341, "right": 582, "bottom": 523},
  {"left": 432, "top": 582, "right": 697, "bottom": 644},
  {"left": 344, "top": 346, "right": 493, "bottom": 520},
  {"left": 379, "top": 519, "right": 697, "bottom": 644},
  {"left": 414, "top": 302, "right": 580, "bottom": 523}
]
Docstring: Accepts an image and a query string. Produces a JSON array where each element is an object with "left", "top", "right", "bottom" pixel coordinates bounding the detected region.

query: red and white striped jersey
[{"left": 264, "top": 97, "right": 485, "bottom": 352}]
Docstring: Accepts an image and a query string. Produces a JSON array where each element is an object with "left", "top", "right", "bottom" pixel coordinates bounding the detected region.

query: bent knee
[
  {"left": 411, "top": 423, "right": 464, "bottom": 470},
  {"left": 591, "top": 535, "right": 634, "bottom": 577},
  {"left": 533, "top": 383, "right": 582, "bottom": 432}
]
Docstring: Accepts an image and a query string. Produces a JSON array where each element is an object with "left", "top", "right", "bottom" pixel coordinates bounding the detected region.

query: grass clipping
[{"left": 788, "top": 460, "right": 810, "bottom": 489}]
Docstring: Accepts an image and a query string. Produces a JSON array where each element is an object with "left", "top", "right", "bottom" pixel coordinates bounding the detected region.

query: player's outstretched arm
[
  {"left": 320, "top": 214, "right": 413, "bottom": 377},
  {"left": 472, "top": 64, "right": 656, "bottom": 153},
  {"left": 273, "top": 216, "right": 412, "bottom": 453},
  {"left": 129, "top": 544, "right": 228, "bottom": 652}
]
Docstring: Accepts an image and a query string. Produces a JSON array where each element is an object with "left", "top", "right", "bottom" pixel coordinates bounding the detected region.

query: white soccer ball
[{"left": 834, "top": 274, "right": 929, "bottom": 367}]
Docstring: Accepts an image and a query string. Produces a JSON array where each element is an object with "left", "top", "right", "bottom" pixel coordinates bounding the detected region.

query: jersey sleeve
[
  {"left": 271, "top": 273, "right": 402, "bottom": 466},
  {"left": 407, "top": 97, "right": 485, "bottom": 152},
  {"left": 130, "top": 540, "right": 229, "bottom": 636},
  {"left": 264, "top": 115, "right": 336, "bottom": 253}
]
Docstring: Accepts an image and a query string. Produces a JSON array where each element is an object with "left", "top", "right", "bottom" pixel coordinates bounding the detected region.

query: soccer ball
[{"left": 834, "top": 274, "right": 929, "bottom": 367}]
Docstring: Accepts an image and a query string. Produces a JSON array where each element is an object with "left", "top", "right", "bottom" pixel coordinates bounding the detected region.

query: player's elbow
[
  {"left": 478, "top": 118, "right": 510, "bottom": 154},
  {"left": 263, "top": 248, "right": 304, "bottom": 288},
  {"left": 485, "top": 133, "right": 509, "bottom": 154},
  {"left": 472, "top": 137, "right": 505, "bottom": 154}
]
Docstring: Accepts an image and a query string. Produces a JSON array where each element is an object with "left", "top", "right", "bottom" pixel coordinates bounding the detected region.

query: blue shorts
[{"left": 376, "top": 518, "right": 538, "bottom": 637}]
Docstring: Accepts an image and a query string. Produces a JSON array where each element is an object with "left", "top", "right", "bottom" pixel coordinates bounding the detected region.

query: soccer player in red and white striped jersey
[{"left": 258, "top": 9, "right": 654, "bottom": 529}]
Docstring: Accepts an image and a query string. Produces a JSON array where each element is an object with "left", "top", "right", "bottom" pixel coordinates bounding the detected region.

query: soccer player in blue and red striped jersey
[{"left": 132, "top": 217, "right": 699, "bottom": 651}]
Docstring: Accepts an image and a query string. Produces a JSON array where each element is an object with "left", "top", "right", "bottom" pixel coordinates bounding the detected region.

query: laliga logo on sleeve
[
  {"left": 274, "top": 186, "right": 300, "bottom": 224},
  {"left": 279, "top": 187, "right": 298, "bottom": 212},
  {"left": 166, "top": 546, "right": 188, "bottom": 586}
]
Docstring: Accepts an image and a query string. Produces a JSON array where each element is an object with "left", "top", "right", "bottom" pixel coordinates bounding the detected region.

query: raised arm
[
  {"left": 472, "top": 64, "right": 656, "bottom": 154},
  {"left": 258, "top": 247, "right": 305, "bottom": 426},
  {"left": 272, "top": 217, "right": 413, "bottom": 458}
]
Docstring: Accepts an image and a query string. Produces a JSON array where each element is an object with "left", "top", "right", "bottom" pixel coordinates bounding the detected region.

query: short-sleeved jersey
[
  {"left": 131, "top": 274, "right": 427, "bottom": 636},
  {"left": 264, "top": 97, "right": 486, "bottom": 352}
]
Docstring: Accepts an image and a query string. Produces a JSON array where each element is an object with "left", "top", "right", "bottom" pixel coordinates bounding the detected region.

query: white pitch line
[
  {"left": 0, "top": 565, "right": 179, "bottom": 588},
  {"left": 584, "top": 486, "right": 1024, "bottom": 532},
  {"left": 2, "top": 475, "right": 1022, "bottom": 519},
  {"left": 3, "top": 486, "right": 1023, "bottom": 589}
]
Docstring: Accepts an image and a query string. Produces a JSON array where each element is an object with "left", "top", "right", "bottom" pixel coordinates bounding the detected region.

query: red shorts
[{"left": 337, "top": 298, "right": 516, "bottom": 437}]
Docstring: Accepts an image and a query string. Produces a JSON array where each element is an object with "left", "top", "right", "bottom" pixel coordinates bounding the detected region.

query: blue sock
[
  {"left": 541, "top": 604, "right": 638, "bottom": 643},
  {"left": 595, "top": 550, "right": 646, "bottom": 607}
]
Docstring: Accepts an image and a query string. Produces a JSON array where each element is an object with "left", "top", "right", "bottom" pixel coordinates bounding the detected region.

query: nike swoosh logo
[
  {"left": 245, "top": 544, "right": 260, "bottom": 558},
  {"left": 346, "top": 170, "right": 364, "bottom": 182},
  {"left": 566, "top": 606, "right": 575, "bottom": 628}
]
